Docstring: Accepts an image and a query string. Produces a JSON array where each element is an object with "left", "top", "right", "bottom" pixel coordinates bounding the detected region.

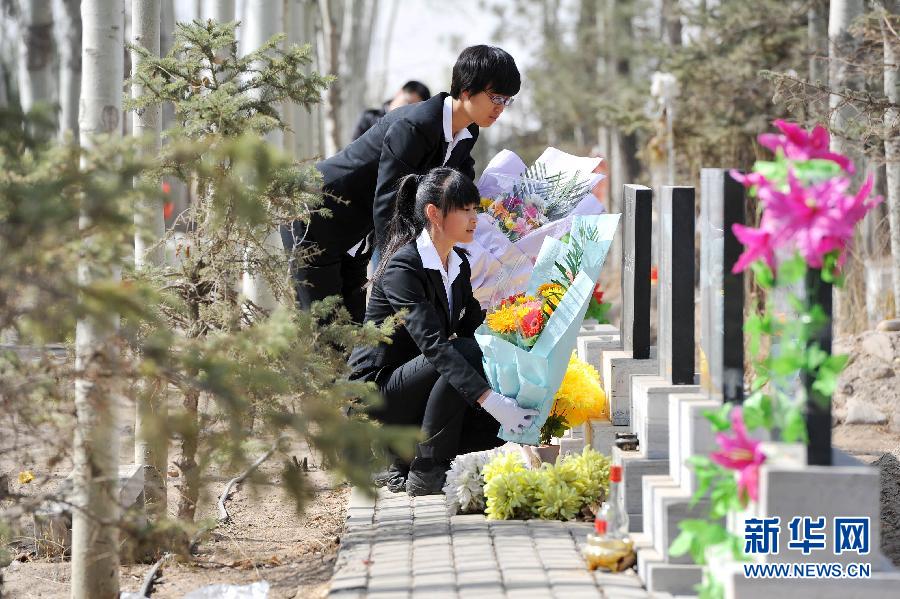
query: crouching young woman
[{"left": 348, "top": 167, "right": 537, "bottom": 496}]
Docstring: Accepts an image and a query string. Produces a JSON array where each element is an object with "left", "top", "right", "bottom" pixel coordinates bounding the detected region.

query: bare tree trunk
[
  {"left": 160, "top": 0, "right": 188, "bottom": 223},
  {"left": 131, "top": 0, "right": 167, "bottom": 521},
  {"left": 176, "top": 373, "right": 200, "bottom": 520},
  {"left": 318, "top": 0, "right": 343, "bottom": 156},
  {"left": 662, "top": 0, "right": 682, "bottom": 47},
  {"left": 289, "top": 0, "right": 323, "bottom": 158},
  {"left": 339, "top": 0, "right": 377, "bottom": 146},
  {"left": 59, "top": 0, "right": 82, "bottom": 141},
  {"left": 210, "top": 0, "right": 235, "bottom": 22},
  {"left": 808, "top": 0, "right": 828, "bottom": 86},
  {"left": 241, "top": 0, "right": 284, "bottom": 311},
  {"left": 71, "top": 1, "right": 125, "bottom": 597},
  {"left": 829, "top": 0, "right": 867, "bottom": 334},
  {"left": 882, "top": 2, "right": 900, "bottom": 314},
  {"left": 0, "top": 61, "right": 8, "bottom": 108},
  {"left": 17, "top": 0, "right": 56, "bottom": 115},
  {"left": 374, "top": 0, "right": 400, "bottom": 104},
  {"left": 284, "top": 0, "right": 297, "bottom": 158}
]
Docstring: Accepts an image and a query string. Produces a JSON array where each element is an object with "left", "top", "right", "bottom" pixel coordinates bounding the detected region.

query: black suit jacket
[
  {"left": 309, "top": 93, "right": 479, "bottom": 252},
  {"left": 351, "top": 103, "right": 388, "bottom": 141},
  {"left": 348, "top": 242, "right": 489, "bottom": 406}
]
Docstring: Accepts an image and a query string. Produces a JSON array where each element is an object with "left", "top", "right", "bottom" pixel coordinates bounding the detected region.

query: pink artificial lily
[
  {"left": 710, "top": 407, "right": 766, "bottom": 503},
  {"left": 731, "top": 223, "right": 776, "bottom": 273},
  {"left": 758, "top": 120, "right": 855, "bottom": 174},
  {"left": 731, "top": 164, "right": 883, "bottom": 271}
]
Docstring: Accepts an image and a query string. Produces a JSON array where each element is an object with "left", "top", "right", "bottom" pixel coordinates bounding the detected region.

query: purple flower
[
  {"left": 758, "top": 120, "right": 855, "bottom": 173},
  {"left": 731, "top": 223, "right": 776, "bottom": 273},
  {"left": 731, "top": 165, "right": 882, "bottom": 272},
  {"left": 710, "top": 407, "right": 766, "bottom": 503}
]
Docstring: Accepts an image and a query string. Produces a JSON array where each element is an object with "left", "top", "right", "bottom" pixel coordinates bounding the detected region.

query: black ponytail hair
[{"left": 373, "top": 167, "right": 480, "bottom": 282}]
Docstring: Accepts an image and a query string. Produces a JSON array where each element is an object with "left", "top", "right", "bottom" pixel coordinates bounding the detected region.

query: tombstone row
[{"left": 574, "top": 169, "right": 897, "bottom": 596}]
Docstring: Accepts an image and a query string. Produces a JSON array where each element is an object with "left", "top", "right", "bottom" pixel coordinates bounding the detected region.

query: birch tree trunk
[
  {"left": 71, "top": 1, "right": 125, "bottom": 597},
  {"left": 808, "top": 0, "right": 828, "bottom": 86},
  {"left": 882, "top": 2, "right": 900, "bottom": 314},
  {"left": 240, "top": 0, "right": 283, "bottom": 312},
  {"left": 59, "top": 0, "right": 82, "bottom": 141},
  {"left": 17, "top": 0, "right": 56, "bottom": 115},
  {"left": 339, "top": 0, "right": 377, "bottom": 146},
  {"left": 131, "top": 0, "right": 167, "bottom": 520},
  {"left": 0, "top": 62, "right": 8, "bottom": 108},
  {"left": 160, "top": 0, "right": 188, "bottom": 222},
  {"left": 289, "top": 0, "right": 323, "bottom": 158},
  {"left": 829, "top": 0, "right": 867, "bottom": 334},
  {"left": 284, "top": 0, "right": 298, "bottom": 158},
  {"left": 318, "top": 0, "right": 343, "bottom": 156},
  {"left": 210, "top": 0, "right": 235, "bottom": 22}
]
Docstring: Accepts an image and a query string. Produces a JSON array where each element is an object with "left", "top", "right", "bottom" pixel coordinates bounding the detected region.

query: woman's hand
[{"left": 479, "top": 391, "right": 539, "bottom": 434}]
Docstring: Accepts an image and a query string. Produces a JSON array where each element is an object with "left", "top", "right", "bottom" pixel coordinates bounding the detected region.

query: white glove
[{"left": 481, "top": 391, "right": 540, "bottom": 434}]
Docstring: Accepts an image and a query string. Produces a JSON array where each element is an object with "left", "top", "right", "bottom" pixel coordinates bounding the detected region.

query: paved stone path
[{"left": 327, "top": 487, "right": 652, "bottom": 599}]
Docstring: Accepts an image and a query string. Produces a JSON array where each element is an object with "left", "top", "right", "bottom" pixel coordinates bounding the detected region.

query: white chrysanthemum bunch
[{"left": 443, "top": 443, "right": 525, "bottom": 515}]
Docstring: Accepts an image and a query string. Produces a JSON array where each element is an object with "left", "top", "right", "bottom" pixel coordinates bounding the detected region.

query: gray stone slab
[
  {"left": 577, "top": 333, "right": 623, "bottom": 370},
  {"left": 630, "top": 376, "right": 701, "bottom": 458},
  {"left": 640, "top": 474, "right": 678, "bottom": 539},
  {"left": 642, "top": 560, "right": 703, "bottom": 595},
  {"left": 602, "top": 349, "right": 659, "bottom": 426},
  {"left": 613, "top": 446, "right": 669, "bottom": 524},
  {"left": 586, "top": 418, "right": 626, "bottom": 456}
]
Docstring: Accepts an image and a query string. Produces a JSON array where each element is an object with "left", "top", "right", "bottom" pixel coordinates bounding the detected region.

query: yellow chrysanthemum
[
  {"left": 480, "top": 197, "right": 493, "bottom": 209},
  {"left": 550, "top": 353, "right": 608, "bottom": 426},
  {"left": 538, "top": 283, "right": 565, "bottom": 318},
  {"left": 486, "top": 305, "right": 519, "bottom": 334},
  {"left": 538, "top": 282, "right": 564, "bottom": 298}
]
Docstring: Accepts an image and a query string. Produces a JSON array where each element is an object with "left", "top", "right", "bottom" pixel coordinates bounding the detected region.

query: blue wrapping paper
[{"left": 474, "top": 214, "right": 621, "bottom": 445}]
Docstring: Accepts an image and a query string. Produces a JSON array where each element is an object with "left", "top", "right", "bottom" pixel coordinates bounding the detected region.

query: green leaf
[
  {"left": 704, "top": 403, "right": 734, "bottom": 432},
  {"left": 822, "top": 353, "right": 849, "bottom": 374},
  {"left": 782, "top": 404, "right": 808, "bottom": 443},
  {"left": 776, "top": 253, "right": 807, "bottom": 285},
  {"left": 803, "top": 306, "right": 828, "bottom": 336},
  {"left": 742, "top": 390, "right": 773, "bottom": 430},
  {"left": 668, "top": 529, "right": 695, "bottom": 557},
  {"left": 750, "top": 374, "right": 770, "bottom": 392},
  {"left": 805, "top": 345, "right": 828, "bottom": 371},
  {"left": 770, "top": 352, "right": 804, "bottom": 376},
  {"left": 750, "top": 261, "right": 774, "bottom": 289},
  {"left": 687, "top": 455, "right": 714, "bottom": 469},
  {"left": 753, "top": 159, "right": 786, "bottom": 186},
  {"left": 794, "top": 159, "right": 842, "bottom": 184}
]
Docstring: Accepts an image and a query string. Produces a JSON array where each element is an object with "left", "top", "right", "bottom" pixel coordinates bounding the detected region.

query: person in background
[{"left": 351, "top": 80, "right": 432, "bottom": 141}]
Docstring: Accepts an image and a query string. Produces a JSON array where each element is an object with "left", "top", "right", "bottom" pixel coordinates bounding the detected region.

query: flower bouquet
[
  {"left": 462, "top": 147, "right": 608, "bottom": 306},
  {"left": 475, "top": 214, "right": 620, "bottom": 445},
  {"left": 540, "top": 353, "right": 608, "bottom": 446}
]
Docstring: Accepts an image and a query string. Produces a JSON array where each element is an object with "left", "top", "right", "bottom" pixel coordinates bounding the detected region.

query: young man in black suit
[{"left": 280, "top": 45, "right": 520, "bottom": 323}]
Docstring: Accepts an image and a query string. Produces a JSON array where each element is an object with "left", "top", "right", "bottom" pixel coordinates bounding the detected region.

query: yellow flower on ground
[
  {"left": 18, "top": 470, "right": 35, "bottom": 484},
  {"left": 551, "top": 353, "right": 608, "bottom": 426}
]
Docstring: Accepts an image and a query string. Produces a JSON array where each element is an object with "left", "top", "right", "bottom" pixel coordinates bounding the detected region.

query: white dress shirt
[
  {"left": 442, "top": 95, "right": 473, "bottom": 165},
  {"left": 416, "top": 228, "right": 462, "bottom": 315}
]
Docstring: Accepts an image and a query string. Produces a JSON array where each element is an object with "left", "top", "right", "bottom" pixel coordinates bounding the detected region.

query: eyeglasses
[{"left": 485, "top": 91, "right": 515, "bottom": 107}]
